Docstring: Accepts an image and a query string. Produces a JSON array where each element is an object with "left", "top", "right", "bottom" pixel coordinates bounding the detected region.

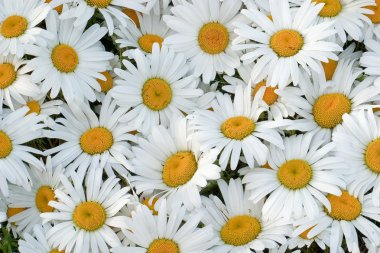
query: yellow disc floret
[
  {"left": 45, "top": 0, "right": 63, "bottom": 14},
  {"left": 51, "top": 44, "right": 79, "bottom": 73},
  {"left": 85, "top": 0, "right": 112, "bottom": 8},
  {"left": 313, "top": 0, "right": 343, "bottom": 17},
  {"left": 366, "top": 0, "right": 380, "bottom": 24},
  {"left": 138, "top": 34, "right": 163, "bottom": 53},
  {"left": 365, "top": 138, "right": 380, "bottom": 173},
  {"left": 252, "top": 81, "right": 278, "bottom": 105},
  {"left": 142, "top": 78, "right": 172, "bottom": 111},
  {"left": 322, "top": 59, "right": 338, "bottom": 81},
  {"left": 7, "top": 207, "right": 26, "bottom": 218},
  {"left": 220, "top": 215, "right": 261, "bottom": 246},
  {"left": 97, "top": 71, "right": 113, "bottom": 93},
  {"left": 198, "top": 22, "right": 229, "bottom": 55},
  {"left": 49, "top": 249, "right": 64, "bottom": 253},
  {"left": 326, "top": 191, "right": 362, "bottom": 221},
  {"left": 143, "top": 198, "right": 159, "bottom": 215},
  {"left": 270, "top": 29, "right": 304, "bottom": 57},
  {"left": 0, "top": 63, "right": 17, "bottom": 89},
  {"left": 73, "top": 201, "right": 106, "bottom": 231},
  {"left": 26, "top": 100, "right": 41, "bottom": 115},
  {"left": 0, "top": 130, "right": 12, "bottom": 158},
  {"left": 147, "top": 239, "right": 180, "bottom": 253},
  {"left": 313, "top": 93, "right": 351, "bottom": 129},
  {"left": 122, "top": 8, "right": 140, "bottom": 27},
  {"left": 277, "top": 159, "right": 313, "bottom": 190},
  {"left": 299, "top": 225, "right": 316, "bottom": 239},
  {"left": 221, "top": 116, "right": 255, "bottom": 140},
  {"left": 80, "top": 127, "right": 113, "bottom": 155},
  {"left": 162, "top": 151, "right": 197, "bottom": 188},
  {"left": 1, "top": 15, "right": 28, "bottom": 38},
  {"left": 35, "top": 186, "right": 55, "bottom": 213}
]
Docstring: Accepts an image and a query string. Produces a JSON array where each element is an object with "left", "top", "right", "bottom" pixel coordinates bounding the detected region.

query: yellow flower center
[
  {"left": 299, "top": 225, "right": 316, "bottom": 239},
  {"left": 51, "top": 44, "right": 79, "bottom": 73},
  {"left": 326, "top": 191, "right": 362, "bottom": 221},
  {"left": 26, "top": 100, "right": 41, "bottom": 115},
  {"left": 365, "top": 138, "right": 380, "bottom": 173},
  {"left": 162, "top": 151, "right": 197, "bottom": 188},
  {"left": 220, "top": 215, "right": 261, "bottom": 246},
  {"left": 252, "top": 81, "right": 278, "bottom": 105},
  {"left": 198, "top": 22, "right": 229, "bottom": 55},
  {"left": 0, "top": 15, "right": 28, "bottom": 38},
  {"left": 138, "top": 34, "right": 164, "bottom": 53},
  {"left": 35, "top": 186, "right": 55, "bottom": 213},
  {"left": 6, "top": 207, "right": 26, "bottom": 218},
  {"left": 49, "top": 249, "right": 64, "bottom": 253},
  {"left": 270, "top": 29, "right": 304, "bottom": 57},
  {"left": 313, "top": 93, "right": 351, "bottom": 129},
  {"left": 322, "top": 59, "right": 338, "bottom": 81},
  {"left": 221, "top": 116, "right": 255, "bottom": 140},
  {"left": 85, "top": 0, "right": 112, "bottom": 8},
  {"left": 73, "top": 201, "right": 106, "bottom": 231},
  {"left": 97, "top": 71, "right": 113, "bottom": 93},
  {"left": 277, "top": 159, "right": 313, "bottom": 190},
  {"left": 142, "top": 78, "right": 172, "bottom": 111},
  {"left": 45, "top": 0, "right": 63, "bottom": 14},
  {"left": 147, "top": 239, "right": 180, "bottom": 253},
  {"left": 122, "top": 8, "right": 140, "bottom": 28},
  {"left": 80, "top": 127, "right": 113, "bottom": 155},
  {"left": 142, "top": 198, "right": 159, "bottom": 215},
  {"left": 0, "top": 131, "right": 12, "bottom": 159},
  {"left": 0, "top": 63, "right": 17, "bottom": 89},
  {"left": 313, "top": 0, "right": 343, "bottom": 17},
  {"left": 366, "top": 0, "right": 380, "bottom": 24}
]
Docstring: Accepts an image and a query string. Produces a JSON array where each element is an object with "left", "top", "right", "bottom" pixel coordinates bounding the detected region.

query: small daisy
[
  {"left": 163, "top": 0, "right": 242, "bottom": 84},
  {"left": 44, "top": 94, "right": 135, "bottom": 180},
  {"left": 233, "top": 0, "right": 342, "bottom": 88},
  {"left": 111, "top": 199, "right": 218, "bottom": 253},
  {"left": 7, "top": 156, "right": 62, "bottom": 234},
  {"left": 19, "top": 224, "right": 63, "bottom": 253},
  {"left": 114, "top": 10, "right": 172, "bottom": 59},
  {"left": 110, "top": 44, "right": 203, "bottom": 134},
  {"left": 41, "top": 169, "right": 131, "bottom": 253},
  {"left": 198, "top": 178, "right": 291, "bottom": 253},
  {"left": 293, "top": 192, "right": 380, "bottom": 253},
  {"left": 131, "top": 116, "right": 221, "bottom": 210},
  {"left": 0, "top": 107, "right": 44, "bottom": 196},
  {"left": 189, "top": 84, "right": 288, "bottom": 170},
  {"left": 0, "top": 0, "right": 51, "bottom": 57},
  {"left": 25, "top": 11, "right": 114, "bottom": 102},
  {"left": 361, "top": 39, "right": 380, "bottom": 87},
  {"left": 13, "top": 93, "right": 62, "bottom": 120},
  {"left": 243, "top": 132, "right": 346, "bottom": 220}
]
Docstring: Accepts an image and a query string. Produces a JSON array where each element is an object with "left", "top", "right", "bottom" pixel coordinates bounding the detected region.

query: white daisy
[
  {"left": 19, "top": 224, "right": 61, "bottom": 253},
  {"left": 361, "top": 39, "right": 380, "bottom": 87},
  {"left": 163, "top": 0, "right": 242, "bottom": 84},
  {"left": 198, "top": 178, "right": 291, "bottom": 253},
  {"left": 0, "top": 107, "right": 44, "bottom": 196},
  {"left": 293, "top": 192, "right": 380, "bottom": 253},
  {"left": 7, "top": 156, "right": 62, "bottom": 234},
  {"left": 243, "top": 132, "right": 346, "bottom": 220},
  {"left": 25, "top": 11, "right": 114, "bottom": 102},
  {"left": 131, "top": 116, "right": 221, "bottom": 210},
  {"left": 362, "top": 0, "right": 380, "bottom": 40},
  {"left": 111, "top": 199, "right": 218, "bottom": 253},
  {"left": 0, "top": 0, "right": 51, "bottom": 57},
  {"left": 44, "top": 94, "right": 135, "bottom": 180},
  {"left": 110, "top": 44, "right": 203, "bottom": 134},
  {"left": 233, "top": 0, "right": 342, "bottom": 88},
  {"left": 189, "top": 84, "right": 288, "bottom": 170},
  {"left": 41, "top": 169, "right": 131, "bottom": 253}
]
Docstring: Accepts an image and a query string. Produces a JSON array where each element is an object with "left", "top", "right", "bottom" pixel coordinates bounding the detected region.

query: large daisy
[
  {"left": 41, "top": 170, "right": 131, "bottom": 253},
  {"left": 25, "top": 11, "right": 114, "bottom": 102},
  {"left": 110, "top": 44, "right": 203, "bottom": 134},
  {"left": 163, "top": 0, "right": 242, "bottom": 84},
  {"left": 233, "top": 0, "right": 342, "bottom": 88},
  {"left": 44, "top": 94, "right": 135, "bottom": 180},
  {"left": 198, "top": 178, "right": 291, "bottom": 253},
  {"left": 189, "top": 84, "right": 288, "bottom": 170},
  {"left": 131, "top": 116, "right": 221, "bottom": 210},
  {"left": 361, "top": 39, "right": 380, "bottom": 87}
]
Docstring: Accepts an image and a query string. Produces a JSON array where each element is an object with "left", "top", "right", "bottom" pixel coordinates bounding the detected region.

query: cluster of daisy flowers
[{"left": 3, "top": 0, "right": 380, "bottom": 252}]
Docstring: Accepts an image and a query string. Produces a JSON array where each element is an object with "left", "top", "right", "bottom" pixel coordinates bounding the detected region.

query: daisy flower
[
  {"left": 233, "top": 0, "right": 342, "bottom": 88},
  {"left": 110, "top": 44, "right": 203, "bottom": 134},
  {"left": 0, "top": 107, "right": 44, "bottom": 196},
  {"left": 41, "top": 169, "right": 131, "bottom": 253},
  {"left": 25, "top": 11, "right": 114, "bottom": 102},
  {"left": 243, "top": 132, "right": 346, "bottom": 220},
  {"left": 7, "top": 157, "right": 62, "bottom": 234},
  {"left": 0, "top": 0, "right": 51, "bottom": 57},
  {"left": 44, "top": 94, "right": 135, "bottom": 180},
  {"left": 363, "top": 0, "right": 380, "bottom": 40},
  {"left": 0, "top": 55, "right": 40, "bottom": 112},
  {"left": 163, "top": 0, "right": 242, "bottom": 84},
  {"left": 361, "top": 39, "right": 380, "bottom": 87},
  {"left": 13, "top": 93, "right": 62, "bottom": 120},
  {"left": 293, "top": 192, "right": 380, "bottom": 253},
  {"left": 282, "top": 59, "right": 380, "bottom": 138},
  {"left": 19, "top": 224, "right": 62, "bottom": 253},
  {"left": 189, "top": 84, "right": 288, "bottom": 170},
  {"left": 94, "top": 55, "right": 121, "bottom": 102},
  {"left": 131, "top": 116, "right": 221, "bottom": 210},
  {"left": 198, "top": 178, "right": 291, "bottom": 253},
  {"left": 114, "top": 10, "right": 172, "bottom": 59},
  {"left": 111, "top": 199, "right": 218, "bottom": 253}
]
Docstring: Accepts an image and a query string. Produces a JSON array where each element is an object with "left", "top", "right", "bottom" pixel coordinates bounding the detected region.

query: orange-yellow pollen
[
  {"left": 270, "top": 29, "right": 304, "bottom": 57},
  {"left": 322, "top": 59, "right": 338, "bottom": 81},
  {"left": 97, "top": 71, "right": 113, "bottom": 93},
  {"left": 7, "top": 207, "right": 26, "bottom": 218},
  {"left": 326, "top": 191, "right": 362, "bottom": 221},
  {"left": 49, "top": 249, "right": 65, "bottom": 253},
  {"left": 45, "top": 0, "right": 63, "bottom": 14},
  {"left": 51, "top": 44, "right": 79, "bottom": 73},
  {"left": 138, "top": 34, "right": 163, "bottom": 53},
  {"left": 0, "top": 63, "right": 17, "bottom": 89},
  {"left": 73, "top": 201, "right": 106, "bottom": 231},
  {"left": 277, "top": 159, "right": 313, "bottom": 189},
  {"left": 142, "top": 78, "right": 172, "bottom": 111},
  {"left": 143, "top": 198, "right": 159, "bottom": 215},
  {"left": 80, "top": 127, "right": 113, "bottom": 155},
  {"left": 122, "top": 8, "right": 140, "bottom": 27},
  {"left": 1, "top": 15, "right": 28, "bottom": 38},
  {"left": 220, "top": 215, "right": 261, "bottom": 246},
  {"left": 162, "top": 151, "right": 197, "bottom": 188},
  {"left": 85, "top": 0, "right": 112, "bottom": 8},
  {"left": 313, "top": 0, "right": 343, "bottom": 17},
  {"left": 299, "top": 225, "right": 316, "bottom": 239},
  {"left": 252, "top": 81, "right": 278, "bottom": 105},
  {"left": 0, "top": 130, "right": 12, "bottom": 158},
  {"left": 365, "top": 0, "right": 380, "bottom": 24},
  {"left": 365, "top": 138, "right": 380, "bottom": 173},
  {"left": 147, "top": 239, "right": 180, "bottom": 253},
  {"left": 35, "top": 186, "right": 55, "bottom": 213},
  {"left": 198, "top": 22, "right": 229, "bottom": 55},
  {"left": 221, "top": 116, "right": 255, "bottom": 140},
  {"left": 26, "top": 100, "right": 41, "bottom": 115}
]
